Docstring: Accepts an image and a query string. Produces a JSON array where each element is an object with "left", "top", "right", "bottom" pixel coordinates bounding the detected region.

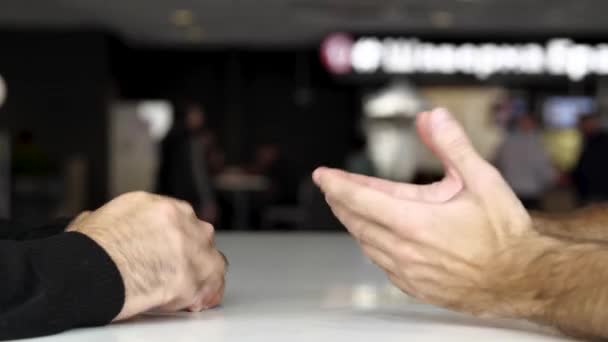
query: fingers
[
  {"left": 187, "top": 286, "right": 214, "bottom": 312},
  {"left": 318, "top": 168, "right": 463, "bottom": 204},
  {"left": 324, "top": 169, "right": 426, "bottom": 200},
  {"left": 419, "top": 108, "right": 490, "bottom": 190},
  {"left": 187, "top": 273, "right": 226, "bottom": 312},
  {"left": 206, "top": 278, "right": 226, "bottom": 309},
  {"left": 172, "top": 198, "right": 198, "bottom": 218},
  {"left": 184, "top": 251, "right": 226, "bottom": 312},
  {"left": 187, "top": 290, "right": 209, "bottom": 313},
  {"left": 327, "top": 198, "right": 398, "bottom": 255},
  {"left": 314, "top": 168, "right": 432, "bottom": 231},
  {"left": 361, "top": 243, "right": 396, "bottom": 273},
  {"left": 197, "top": 219, "right": 215, "bottom": 242}
]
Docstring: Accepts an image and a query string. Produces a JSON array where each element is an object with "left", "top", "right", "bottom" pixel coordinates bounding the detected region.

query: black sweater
[{"left": 0, "top": 220, "right": 125, "bottom": 340}]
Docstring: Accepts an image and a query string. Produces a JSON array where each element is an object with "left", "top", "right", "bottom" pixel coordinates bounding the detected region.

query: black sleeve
[{"left": 0, "top": 232, "right": 125, "bottom": 341}]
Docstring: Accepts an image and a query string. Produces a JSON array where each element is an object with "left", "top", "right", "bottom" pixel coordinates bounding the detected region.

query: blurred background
[{"left": 1, "top": 0, "right": 608, "bottom": 230}]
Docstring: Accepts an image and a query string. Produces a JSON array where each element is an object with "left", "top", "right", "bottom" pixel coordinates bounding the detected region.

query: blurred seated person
[
  {"left": 573, "top": 113, "right": 608, "bottom": 204},
  {"left": 246, "top": 143, "right": 294, "bottom": 205},
  {"left": 243, "top": 143, "right": 295, "bottom": 229},
  {"left": 202, "top": 131, "right": 226, "bottom": 177},
  {"left": 495, "top": 114, "right": 556, "bottom": 209},
  {"left": 157, "top": 102, "right": 218, "bottom": 223}
]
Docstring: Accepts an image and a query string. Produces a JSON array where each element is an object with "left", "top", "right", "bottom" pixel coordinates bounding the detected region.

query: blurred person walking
[
  {"left": 157, "top": 103, "right": 218, "bottom": 223},
  {"left": 573, "top": 113, "right": 608, "bottom": 204},
  {"left": 495, "top": 114, "right": 556, "bottom": 210}
]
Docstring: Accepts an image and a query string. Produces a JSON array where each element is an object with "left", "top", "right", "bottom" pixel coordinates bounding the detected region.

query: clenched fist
[{"left": 68, "top": 192, "right": 226, "bottom": 320}]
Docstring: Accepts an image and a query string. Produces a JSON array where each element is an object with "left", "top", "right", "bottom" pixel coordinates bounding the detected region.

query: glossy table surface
[{"left": 31, "top": 234, "right": 575, "bottom": 342}]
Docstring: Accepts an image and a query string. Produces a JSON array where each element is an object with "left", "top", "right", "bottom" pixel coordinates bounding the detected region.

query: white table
[{"left": 31, "top": 234, "right": 575, "bottom": 342}]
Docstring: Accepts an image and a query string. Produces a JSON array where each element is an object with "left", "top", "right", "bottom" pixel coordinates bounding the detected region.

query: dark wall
[
  {"left": 239, "top": 51, "right": 357, "bottom": 178},
  {"left": 112, "top": 46, "right": 360, "bottom": 186},
  {"left": 0, "top": 31, "right": 111, "bottom": 208},
  {"left": 0, "top": 32, "right": 359, "bottom": 211}
]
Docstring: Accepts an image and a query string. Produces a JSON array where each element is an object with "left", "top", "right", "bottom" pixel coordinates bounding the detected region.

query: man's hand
[
  {"left": 313, "top": 108, "right": 560, "bottom": 317},
  {"left": 67, "top": 192, "right": 226, "bottom": 320},
  {"left": 67, "top": 211, "right": 91, "bottom": 230}
]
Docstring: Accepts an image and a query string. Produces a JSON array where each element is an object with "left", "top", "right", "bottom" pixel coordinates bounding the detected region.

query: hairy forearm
[
  {"left": 531, "top": 204, "right": 608, "bottom": 242},
  {"left": 490, "top": 235, "right": 608, "bottom": 340}
]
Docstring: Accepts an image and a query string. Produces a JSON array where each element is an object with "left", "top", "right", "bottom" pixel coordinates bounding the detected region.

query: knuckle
[
  {"left": 128, "top": 191, "right": 150, "bottom": 199},
  {"left": 169, "top": 228, "right": 187, "bottom": 255},
  {"left": 346, "top": 216, "right": 364, "bottom": 240},
  {"left": 199, "top": 222, "right": 215, "bottom": 243},
  {"left": 360, "top": 244, "right": 374, "bottom": 258},
  {"left": 482, "top": 164, "right": 503, "bottom": 183},
  {"left": 449, "top": 145, "right": 470, "bottom": 166},
  {"left": 157, "top": 200, "right": 181, "bottom": 222},
  {"left": 443, "top": 128, "right": 469, "bottom": 152},
  {"left": 441, "top": 131, "right": 478, "bottom": 166},
  {"left": 178, "top": 200, "right": 196, "bottom": 216},
  {"left": 204, "top": 221, "right": 215, "bottom": 234},
  {"left": 393, "top": 244, "right": 416, "bottom": 264},
  {"left": 356, "top": 225, "right": 369, "bottom": 243},
  {"left": 395, "top": 209, "right": 425, "bottom": 240}
]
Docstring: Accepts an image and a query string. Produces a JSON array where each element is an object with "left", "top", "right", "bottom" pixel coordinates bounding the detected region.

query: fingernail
[{"left": 431, "top": 108, "right": 451, "bottom": 129}]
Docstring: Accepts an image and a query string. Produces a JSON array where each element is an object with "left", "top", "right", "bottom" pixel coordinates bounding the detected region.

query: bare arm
[
  {"left": 315, "top": 109, "right": 608, "bottom": 340},
  {"left": 493, "top": 235, "right": 608, "bottom": 340},
  {"left": 531, "top": 204, "right": 608, "bottom": 242}
]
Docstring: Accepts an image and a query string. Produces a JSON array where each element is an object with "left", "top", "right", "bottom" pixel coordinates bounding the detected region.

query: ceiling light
[
  {"left": 171, "top": 9, "right": 194, "bottom": 27},
  {"left": 137, "top": 101, "right": 174, "bottom": 141},
  {"left": 430, "top": 11, "right": 453, "bottom": 28}
]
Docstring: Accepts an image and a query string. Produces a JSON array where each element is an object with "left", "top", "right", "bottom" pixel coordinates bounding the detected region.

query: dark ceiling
[{"left": 0, "top": 0, "right": 607, "bottom": 47}]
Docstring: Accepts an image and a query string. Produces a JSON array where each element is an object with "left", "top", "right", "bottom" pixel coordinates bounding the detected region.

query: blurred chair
[
  {"left": 261, "top": 180, "right": 309, "bottom": 229},
  {"left": 261, "top": 178, "right": 341, "bottom": 230}
]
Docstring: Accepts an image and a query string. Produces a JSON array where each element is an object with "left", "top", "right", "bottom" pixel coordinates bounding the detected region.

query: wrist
[
  {"left": 531, "top": 212, "right": 572, "bottom": 240},
  {"left": 80, "top": 229, "right": 167, "bottom": 321},
  {"left": 481, "top": 232, "right": 567, "bottom": 320}
]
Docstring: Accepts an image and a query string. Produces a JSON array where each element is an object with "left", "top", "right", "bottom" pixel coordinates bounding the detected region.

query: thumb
[{"left": 427, "top": 108, "right": 487, "bottom": 187}]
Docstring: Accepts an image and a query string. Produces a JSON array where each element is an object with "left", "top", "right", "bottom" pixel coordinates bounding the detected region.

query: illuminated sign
[
  {"left": 0, "top": 75, "right": 6, "bottom": 107},
  {"left": 321, "top": 34, "right": 608, "bottom": 81}
]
